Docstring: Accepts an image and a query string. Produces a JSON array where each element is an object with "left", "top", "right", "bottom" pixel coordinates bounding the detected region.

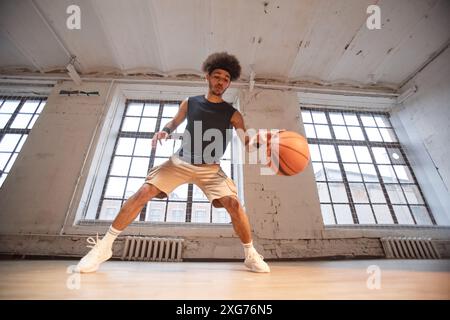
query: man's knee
[
  {"left": 218, "top": 196, "right": 240, "bottom": 212},
  {"left": 135, "top": 183, "right": 160, "bottom": 203}
]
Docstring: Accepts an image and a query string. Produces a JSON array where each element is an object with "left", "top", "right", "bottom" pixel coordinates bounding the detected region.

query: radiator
[
  {"left": 121, "top": 236, "right": 184, "bottom": 262},
  {"left": 381, "top": 237, "right": 440, "bottom": 259}
]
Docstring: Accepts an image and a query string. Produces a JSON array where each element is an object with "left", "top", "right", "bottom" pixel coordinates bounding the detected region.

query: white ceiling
[{"left": 0, "top": 0, "right": 449, "bottom": 90}]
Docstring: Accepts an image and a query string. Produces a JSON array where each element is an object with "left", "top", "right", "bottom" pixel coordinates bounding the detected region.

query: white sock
[
  {"left": 242, "top": 241, "right": 255, "bottom": 258},
  {"left": 101, "top": 226, "right": 121, "bottom": 247}
]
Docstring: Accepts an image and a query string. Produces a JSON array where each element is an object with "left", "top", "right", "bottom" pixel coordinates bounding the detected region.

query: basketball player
[{"left": 77, "top": 52, "right": 270, "bottom": 273}]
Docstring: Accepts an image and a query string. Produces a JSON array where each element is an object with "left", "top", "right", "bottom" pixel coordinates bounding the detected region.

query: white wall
[{"left": 390, "top": 46, "right": 450, "bottom": 225}]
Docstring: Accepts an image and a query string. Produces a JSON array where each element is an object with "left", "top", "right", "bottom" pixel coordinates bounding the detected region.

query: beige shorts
[{"left": 144, "top": 155, "right": 238, "bottom": 208}]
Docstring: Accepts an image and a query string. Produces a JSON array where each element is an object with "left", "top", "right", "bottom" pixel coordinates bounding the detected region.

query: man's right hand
[{"left": 152, "top": 131, "right": 169, "bottom": 149}]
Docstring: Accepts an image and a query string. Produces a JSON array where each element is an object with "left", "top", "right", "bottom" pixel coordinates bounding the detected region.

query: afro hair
[{"left": 202, "top": 52, "right": 241, "bottom": 81}]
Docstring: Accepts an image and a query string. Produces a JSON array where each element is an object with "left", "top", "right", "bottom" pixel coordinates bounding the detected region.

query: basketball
[{"left": 267, "top": 130, "right": 310, "bottom": 176}]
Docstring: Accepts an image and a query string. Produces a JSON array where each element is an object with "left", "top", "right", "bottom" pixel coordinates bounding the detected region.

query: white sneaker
[
  {"left": 76, "top": 234, "right": 112, "bottom": 273},
  {"left": 244, "top": 250, "right": 270, "bottom": 273}
]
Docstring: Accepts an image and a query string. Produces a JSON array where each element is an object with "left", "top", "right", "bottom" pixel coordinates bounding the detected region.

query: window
[
  {"left": 95, "top": 100, "right": 233, "bottom": 224},
  {"left": 0, "top": 96, "right": 46, "bottom": 188},
  {"left": 302, "top": 107, "right": 435, "bottom": 226}
]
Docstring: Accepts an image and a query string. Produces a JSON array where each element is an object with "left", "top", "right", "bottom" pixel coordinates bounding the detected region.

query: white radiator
[
  {"left": 381, "top": 237, "right": 440, "bottom": 259},
  {"left": 121, "top": 236, "right": 184, "bottom": 262}
]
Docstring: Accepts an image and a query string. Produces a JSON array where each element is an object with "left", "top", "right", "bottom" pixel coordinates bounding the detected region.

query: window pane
[
  {"left": 0, "top": 100, "right": 20, "bottom": 113},
  {"left": 143, "top": 103, "right": 160, "bottom": 117},
  {"left": 116, "top": 138, "right": 135, "bottom": 155},
  {"left": 329, "top": 113, "right": 345, "bottom": 125},
  {"left": 324, "top": 162, "right": 342, "bottom": 181},
  {"left": 354, "top": 146, "right": 372, "bottom": 163},
  {"left": 124, "top": 178, "right": 144, "bottom": 199},
  {"left": 380, "top": 128, "right": 397, "bottom": 142},
  {"left": 4, "top": 153, "right": 18, "bottom": 172},
  {"left": 348, "top": 127, "right": 365, "bottom": 141},
  {"left": 129, "top": 157, "right": 150, "bottom": 177},
  {"left": 309, "top": 144, "right": 321, "bottom": 161},
  {"left": 402, "top": 185, "right": 424, "bottom": 204},
  {"left": 313, "top": 162, "right": 326, "bottom": 181},
  {"left": 329, "top": 183, "right": 348, "bottom": 203},
  {"left": 0, "top": 153, "right": 11, "bottom": 170},
  {"left": 360, "top": 164, "right": 378, "bottom": 182},
  {"left": 212, "top": 207, "right": 231, "bottom": 223},
  {"left": 221, "top": 160, "right": 232, "bottom": 177},
  {"left": 372, "top": 147, "right": 390, "bottom": 164},
  {"left": 191, "top": 202, "right": 211, "bottom": 223},
  {"left": 146, "top": 201, "right": 166, "bottom": 222},
  {"left": 133, "top": 138, "right": 152, "bottom": 156},
  {"left": 16, "top": 135, "right": 27, "bottom": 152},
  {"left": 166, "top": 202, "right": 187, "bottom": 222},
  {"left": 319, "top": 145, "right": 337, "bottom": 162},
  {"left": 373, "top": 205, "right": 394, "bottom": 224},
  {"left": 27, "top": 114, "right": 39, "bottom": 129},
  {"left": 0, "top": 134, "right": 21, "bottom": 152},
  {"left": 343, "top": 164, "right": 362, "bottom": 181},
  {"left": 339, "top": 146, "right": 356, "bottom": 162},
  {"left": 20, "top": 101, "right": 39, "bottom": 113},
  {"left": 312, "top": 111, "right": 327, "bottom": 124},
  {"left": 343, "top": 113, "right": 359, "bottom": 126},
  {"left": 374, "top": 115, "right": 390, "bottom": 127},
  {"left": 386, "top": 184, "right": 406, "bottom": 204},
  {"left": 126, "top": 103, "right": 143, "bottom": 116},
  {"left": 138, "top": 118, "right": 157, "bottom": 132},
  {"left": 333, "top": 126, "right": 350, "bottom": 140},
  {"left": 0, "top": 174, "right": 7, "bottom": 188},
  {"left": 355, "top": 204, "right": 376, "bottom": 224},
  {"left": 315, "top": 125, "right": 331, "bottom": 139},
  {"left": 393, "top": 205, "right": 414, "bottom": 225},
  {"left": 110, "top": 156, "right": 131, "bottom": 176},
  {"left": 36, "top": 101, "right": 45, "bottom": 113},
  {"left": 155, "top": 139, "right": 175, "bottom": 157},
  {"left": 410, "top": 206, "right": 432, "bottom": 225},
  {"left": 153, "top": 157, "right": 169, "bottom": 166},
  {"left": 0, "top": 114, "right": 12, "bottom": 129},
  {"left": 394, "top": 165, "right": 414, "bottom": 183},
  {"left": 104, "top": 177, "right": 126, "bottom": 198},
  {"left": 349, "top": 183, "right": 369, "bottom": 203},
  {"left": 193, "top": 184, "right": 208, "bottom": 201},
  {"left": 366, "top": 183, "right": 385, "bottom": 203},
  {"left": 162, "top": 104, "right": 179, "bottom": 117},
  {"left": 378, "top": 165, "right": 398, "bottom": 183},
  {"left": 175, "top": 119, "right": 187, "bottom": 133},
  {"left": 334, "top": 204, "right": 353, "bottom": 224},
  {"left": 169, "top": 184, "right": 188, "bottom": 201},
  {"left": 10, "top": 114, "right": 32, "bottom": 129},
  {"left": 122, "top": 117, "right": 140, "bottom": 131},
  {"left": 304, "top": 124, "right": 316, "bottom": 138},
  {"left": 365, "top": 128, "right": 382, "bottom": 141},
  {"left": 361, "top": 115, "right": 376, "bottom": 127},
  {"left": 317, "top": 182, "right": 330, "bottom": 202},
  {"left": 99, "top": 199, "right": 121, "bottom": 220},
  {"left": 320, "top": 204, "right": 335, "bottom": 224},
  {"left": 301, "top": 111, "right": 312, "bottom": 123}
]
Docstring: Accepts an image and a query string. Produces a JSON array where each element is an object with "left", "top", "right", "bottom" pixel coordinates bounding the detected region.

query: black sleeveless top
[{"left": 175, "top": 95, "right": 237, "bottom": 164}]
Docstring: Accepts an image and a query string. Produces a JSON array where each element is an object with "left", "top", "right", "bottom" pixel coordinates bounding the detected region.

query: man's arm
[
  {"left": 230, "top": 110, "right": 251, "bottom": 148},
  {"left": 152, "top": 99, "right": 188, "bottom": 148}
]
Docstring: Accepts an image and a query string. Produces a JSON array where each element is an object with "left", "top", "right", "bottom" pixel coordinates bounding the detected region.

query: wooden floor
[{"left": 0, "top": 259, "right": 448, "bottom": 299}]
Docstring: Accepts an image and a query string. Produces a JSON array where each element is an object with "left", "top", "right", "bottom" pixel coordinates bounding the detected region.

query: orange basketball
[{"left": 267, "top": 131, "right": 310, "bottom": 176}]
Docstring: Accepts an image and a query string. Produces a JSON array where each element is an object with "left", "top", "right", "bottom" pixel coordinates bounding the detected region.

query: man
[{"left": 77, "top": 52, "right": 270, "bottom": 273}]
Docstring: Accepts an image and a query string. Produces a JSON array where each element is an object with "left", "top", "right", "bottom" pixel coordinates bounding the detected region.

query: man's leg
[
  {"left": 77, "top": 183, "right": 162, "bottom": 273},
  {"left": 217, "top": 196, "right": 270, "bottom": 273},
  {"left": 112, "top": 183, "right": 161, "bottom": 230}
]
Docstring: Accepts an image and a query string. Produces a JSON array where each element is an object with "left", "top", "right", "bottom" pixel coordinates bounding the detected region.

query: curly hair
[{"left": 202, "top": 52, "right": 241, "bottom": 81}]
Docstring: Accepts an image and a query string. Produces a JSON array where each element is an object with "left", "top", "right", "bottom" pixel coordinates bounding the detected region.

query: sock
[
  {"left": 101, "top": 226, "right": 122, "bottom": 247},
  {"left": 242, "top": 241, "right": 255, "bottom": 258}
]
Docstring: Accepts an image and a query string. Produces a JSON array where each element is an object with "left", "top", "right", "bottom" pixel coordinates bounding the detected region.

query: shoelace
[{"left": 86, "top": 233, "right": 100, "bottom": 249}]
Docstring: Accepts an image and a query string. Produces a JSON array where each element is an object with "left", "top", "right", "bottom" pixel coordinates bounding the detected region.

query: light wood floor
[{"left": 0, "top": 259, "right": 448, "bottom": 299}]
